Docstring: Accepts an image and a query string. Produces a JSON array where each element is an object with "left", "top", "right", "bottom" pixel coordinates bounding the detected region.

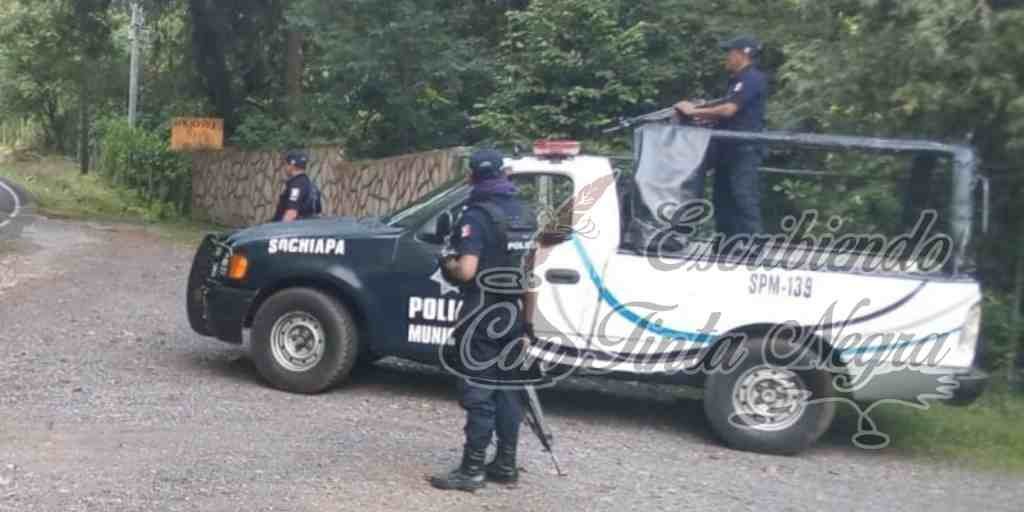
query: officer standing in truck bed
[{"left": 676, "top": 35, "right": 769, "bottom": 243}]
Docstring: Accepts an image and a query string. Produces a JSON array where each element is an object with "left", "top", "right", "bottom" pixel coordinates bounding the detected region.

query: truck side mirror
[{"left": 421, "top": 211, "right": 453, "bottom": 244}]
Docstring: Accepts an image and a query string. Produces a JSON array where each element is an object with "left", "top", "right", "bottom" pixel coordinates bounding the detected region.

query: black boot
[
  {"left": 429, "top": 446, "right": 487, "bottom": 492},
  {"left": 485, "top": 443, "right": 518, "bottom": 483}
]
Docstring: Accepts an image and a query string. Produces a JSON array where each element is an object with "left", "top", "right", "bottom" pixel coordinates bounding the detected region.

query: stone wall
[{"left": 190, "top": 146, "right": 468, "bottom": 227}]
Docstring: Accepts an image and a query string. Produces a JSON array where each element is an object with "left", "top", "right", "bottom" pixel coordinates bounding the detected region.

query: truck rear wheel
[
  {"left": 250, "top": 288, "right": 359, "bottom": 394},
  {"left": 703, "top": 336, "right": 836, "bottom": 455}
]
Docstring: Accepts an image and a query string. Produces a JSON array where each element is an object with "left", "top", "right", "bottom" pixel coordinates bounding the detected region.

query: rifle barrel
[
  {"left": 603, "top": 106, "right": 680, "bottom": 134},
  {"left": 602, "top": 95, "right": 734, "bottom": 133}
]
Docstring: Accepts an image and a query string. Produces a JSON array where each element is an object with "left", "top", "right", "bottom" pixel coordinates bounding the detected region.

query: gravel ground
[{"left": 1, "top": 216, "right": 1022, "bottom": 512}]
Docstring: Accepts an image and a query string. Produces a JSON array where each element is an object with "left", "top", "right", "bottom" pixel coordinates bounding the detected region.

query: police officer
[
  {"left": 676, "top": 35, "right": 768, "bottom": 243},
  {"left": 429, "top": 149, "right": 536, "bottom": 492},
  {"left": 271, "top": 150, "right": 321, "bottom": 223}
]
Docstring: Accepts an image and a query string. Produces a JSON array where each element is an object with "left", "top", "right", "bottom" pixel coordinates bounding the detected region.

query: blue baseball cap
[
  {"left": 719, "top": 35, "right": 763, "bottom": 56},
  {"left": 285, "top": 150, "right": 308, "bottom": 169},
  {"left": 469, "top": 149, "right": 506, "bottom": 180}
]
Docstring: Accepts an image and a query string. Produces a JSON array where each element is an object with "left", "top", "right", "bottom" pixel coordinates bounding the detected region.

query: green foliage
[
  {"left": 229, "top": 108, "right": 307, "bottom": 151},
  {"left": 979, "top": 291, "right": 1021, "bottom": 371},
  {"left": 0, "top": 0, "right": 118, "bottom": 154},
  {"left": 96, "top": 118, "right": 191, "bottom": 219},
  {"left": 0, "top": 118, "right": 44, "bottom": 149},
  {"left": 287, "top": 0, "right": 500, "bottom": 158},
  {"left": 473, "top": 0, "right": 658, "bottom": 142},
  {"left": 186, "top": 0, "right": 291, "bottom": 134}
]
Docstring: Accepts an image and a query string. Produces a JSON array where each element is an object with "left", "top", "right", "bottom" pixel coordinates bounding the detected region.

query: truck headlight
[{"left": 958, "top": 304, "right": 981, "bottom": 353}]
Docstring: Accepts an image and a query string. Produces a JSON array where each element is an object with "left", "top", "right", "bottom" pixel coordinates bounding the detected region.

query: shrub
[
  {"left": 981, "top": 290, "right": 1020, "bottom": 373},
  {"left": 96, "top": 118, "right": 192, "bottom": 219},
  {"left": 229, "top": 108, "right": 306, "bottom": 151}
]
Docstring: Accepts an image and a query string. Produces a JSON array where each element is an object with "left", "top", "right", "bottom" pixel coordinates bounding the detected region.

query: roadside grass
[
  {"left": 832, "top": 382, "right": 1024, "bottom": 473},
  {"left": 0, "top": 152, "right": 225, "bottom": 246}
]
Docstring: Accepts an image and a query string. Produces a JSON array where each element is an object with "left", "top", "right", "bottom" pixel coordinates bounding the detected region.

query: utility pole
[{"left": 128, "top": 1, "right": 143, "bottom": 128}]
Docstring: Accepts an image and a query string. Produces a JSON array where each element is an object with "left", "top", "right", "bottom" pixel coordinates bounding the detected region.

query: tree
[
  {"left": 186, "top": 0, "right": 289, "bottom": 135},
  {"left": 73, "top": 0, "right": 114, "bottom": 173},
  {"left": 283, "top": 0, "right": 502, "bottom": 157},
  {"left": 473, "top": 0, "right": 660, "bottom": 143},
  {"left": 0, "top": 0, "right": 117, "bottom": 156}
]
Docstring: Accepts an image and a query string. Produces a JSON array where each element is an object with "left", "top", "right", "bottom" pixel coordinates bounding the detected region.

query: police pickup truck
[{"left": 187, "top": 133, "right": 989, "bottom": 455}]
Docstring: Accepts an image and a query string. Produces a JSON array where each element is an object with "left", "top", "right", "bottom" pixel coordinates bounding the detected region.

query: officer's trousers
[
  {"left": 457, "top": 341, "right": 524, "bottom": 452},
  {"left": 710, "top": 143, "right": 764, "bottom": 239}
]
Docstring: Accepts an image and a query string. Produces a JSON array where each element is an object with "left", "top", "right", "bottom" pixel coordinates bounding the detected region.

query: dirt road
[{"left": 1, "top": 215, "right": 1021, "bottom": 512}]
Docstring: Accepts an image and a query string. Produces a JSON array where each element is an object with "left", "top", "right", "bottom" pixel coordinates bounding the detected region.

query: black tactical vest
[{"left": 453, "top": 199, "right": 537, "bottom": 297}]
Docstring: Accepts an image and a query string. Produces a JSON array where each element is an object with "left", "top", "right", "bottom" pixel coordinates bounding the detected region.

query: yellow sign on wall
[{"left": 171, "top": 117, "right": 224, "bottom": 151}]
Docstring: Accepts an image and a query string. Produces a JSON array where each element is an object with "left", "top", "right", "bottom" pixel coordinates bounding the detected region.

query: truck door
[
  {"left": 388, "top": 172, "right": 603, "bottom": 367},
  {"left": 524, "top": 171, "right": 613, "bottom": 368}
]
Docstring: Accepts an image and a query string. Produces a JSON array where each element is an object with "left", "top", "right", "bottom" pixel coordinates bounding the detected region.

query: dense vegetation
[{"left": 1, "top": 0, "right": 1024, "bottom": 375}]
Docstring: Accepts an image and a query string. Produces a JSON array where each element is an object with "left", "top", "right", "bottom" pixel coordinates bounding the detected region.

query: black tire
[
  {"left": 250, "top": 287, "right": 359, "bottom": 394},
  {"left": 703, "top": 336, "right": 836, "bottom": 455}
]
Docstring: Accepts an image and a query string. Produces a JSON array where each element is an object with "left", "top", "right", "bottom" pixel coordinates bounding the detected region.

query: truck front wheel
[
  {"left": 703, "top": 336, "right": 836, "bottom": 455},
  {"left": 250, "top": 288, "right": 359, "bottom": 394}
]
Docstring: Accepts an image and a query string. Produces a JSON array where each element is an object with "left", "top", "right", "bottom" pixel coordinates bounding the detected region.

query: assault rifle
[
  {"left": 521, "top": 384, "right": 566, "bottom": 476},
  {"left": 602, "top": 95, "right": 733, "bottom": 134}
]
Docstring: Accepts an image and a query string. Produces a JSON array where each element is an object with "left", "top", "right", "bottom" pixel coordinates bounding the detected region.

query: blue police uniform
[
  {"left": 272, "top": 150, "right": 322, "bottom": 222},
  {"left": 451, "top": 193, "right": 527, "bottom": 453},
  {"left": 720, "top": 65, "right": 767, "bottom": 132},
  {"left": 272, "top": 173, "right": 317, "bottom": 222},
  {"left": 708, "top": 37, "right": 769, "bottom": 241},
  {"left": 431, "top": 149, "right": 534, "bottom": 491}
]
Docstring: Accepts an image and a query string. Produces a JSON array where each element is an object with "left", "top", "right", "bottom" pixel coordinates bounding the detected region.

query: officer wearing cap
[
  {"left": 429, "top": 148, "right": 535, "bottom": 492},
  {"left": 676, "top": 35, "right": 769, "bottom": 242},
  {"left": 271, "top": 150, "right": 321, "bottom": 223}
]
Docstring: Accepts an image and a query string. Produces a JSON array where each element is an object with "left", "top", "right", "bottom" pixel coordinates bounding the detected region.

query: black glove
[{"left": 438, "top": 255, "right": 460, "bottom": 284}]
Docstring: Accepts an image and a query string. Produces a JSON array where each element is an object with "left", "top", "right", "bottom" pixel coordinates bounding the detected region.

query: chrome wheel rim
[
  {"left": 270, "top": 312, "right": 326, "bottom": 372},
  {"left": 731, "top": 365, "right": 811, "bottom": 432}
]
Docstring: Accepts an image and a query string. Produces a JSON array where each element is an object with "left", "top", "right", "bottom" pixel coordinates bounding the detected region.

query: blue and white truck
[{"left": 186, "top": 129, "right": 989, "bottom": 455}]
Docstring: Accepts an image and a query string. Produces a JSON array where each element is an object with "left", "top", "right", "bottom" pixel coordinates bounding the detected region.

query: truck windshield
[{"left": 384, "top": 180, "right": 468, "bottom": 228}]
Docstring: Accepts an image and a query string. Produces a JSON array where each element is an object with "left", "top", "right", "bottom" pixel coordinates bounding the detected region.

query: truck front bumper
[
  {"left": 200, "top": 285, "right": 257, "bottom": 344},
  {"left": 849, "top": 366, "right": 990, "bottom": 406},
  {"left": 186, "top": 234, "right": 257, "bottom": 345}
]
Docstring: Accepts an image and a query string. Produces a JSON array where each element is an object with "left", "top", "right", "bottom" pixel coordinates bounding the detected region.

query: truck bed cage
[
  {"left": 615, "top": 126, "right": 980, "bottom": 276},
  {"left": 715, "top": 128, "right": 977, "bottom": 276}
]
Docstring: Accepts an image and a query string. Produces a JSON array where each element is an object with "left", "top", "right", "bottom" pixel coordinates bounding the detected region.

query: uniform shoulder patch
[
  {"left": 461, "top": 224, "right": 472, "bottom": 238},
  {"left": 734, "top": 82, "right": 744, "bottom": 93},
  {"left": 289, "top": 188, "right": 301, "bottom": 202}
]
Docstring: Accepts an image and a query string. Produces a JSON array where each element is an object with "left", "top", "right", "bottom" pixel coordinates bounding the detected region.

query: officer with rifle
[
  {"left": 429, "top": 148, "right": 544, "bottom": 492},
  {"left": 676, "top": 35, "right": 769, "bottom": 242},
  {"left": 602, "top": 36, "right": 768, "bottom": 253}
]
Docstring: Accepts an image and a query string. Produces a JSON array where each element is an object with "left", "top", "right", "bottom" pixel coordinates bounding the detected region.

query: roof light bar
[{"left": 533, "top": 140, "right": 581, "bottom": 157}]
